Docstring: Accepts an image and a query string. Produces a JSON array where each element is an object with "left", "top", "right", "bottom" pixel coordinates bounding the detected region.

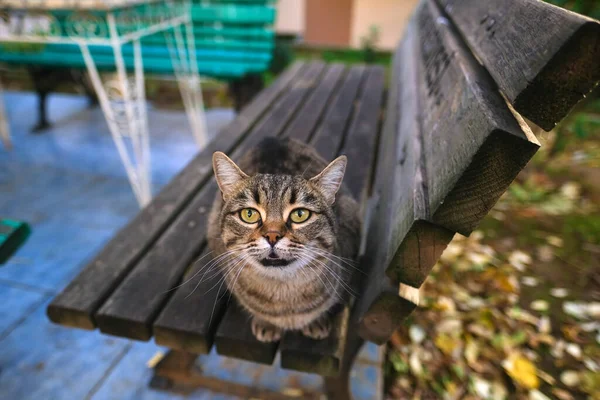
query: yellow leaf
[
  {"left": 435, "top": 334, "right": 457, "bottom": 356},
  {"left": 464, "top": 337, "right": 479, "bottom": 367},
  {"left": 502, "top": 353, "right": 540, "bottom": 390}
]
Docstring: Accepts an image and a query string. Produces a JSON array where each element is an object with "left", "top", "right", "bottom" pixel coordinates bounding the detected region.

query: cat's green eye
[
  {"left": 289, "top": 208, "right": 311, "bottom": 224},
  {"left": 239, "top": 208, "right": 261, "bottom": 224}
]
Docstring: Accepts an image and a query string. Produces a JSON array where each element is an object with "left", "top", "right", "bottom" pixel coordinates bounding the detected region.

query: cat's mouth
[
  {"left": 259, "top": 252, "right": 294, "bottom": 267},
  {"left": 260, "top": 258, "right": 291, "bottom": 267}
]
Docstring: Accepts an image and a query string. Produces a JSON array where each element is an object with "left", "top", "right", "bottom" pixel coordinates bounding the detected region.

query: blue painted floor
[{"left": 0, "top": 91, "right": 383, "bottom": 399}]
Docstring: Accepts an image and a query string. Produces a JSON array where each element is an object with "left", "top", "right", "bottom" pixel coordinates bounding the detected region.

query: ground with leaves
[{"left": 386, "top": 96, "right": 600, "bottom": 399}]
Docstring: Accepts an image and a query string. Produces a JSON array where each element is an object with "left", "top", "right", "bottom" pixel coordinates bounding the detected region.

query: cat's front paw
[
  {"left": 251, "top": 318, "right": 282, "bottom": 342},
  {"left": 302, "top": 317, "right": 332, "bottom": 340}
]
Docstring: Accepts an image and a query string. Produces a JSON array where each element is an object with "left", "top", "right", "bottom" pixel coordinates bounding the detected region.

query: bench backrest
[{"left": 356, "top": 0, "right": 600, "bottom": 344}]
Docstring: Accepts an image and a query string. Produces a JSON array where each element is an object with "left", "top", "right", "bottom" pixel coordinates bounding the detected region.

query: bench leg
[
  {"left": 150, "top": 350, "right": 199, "bottom": 395},
  {"left": 32, "top": 91, "right": 50, "bottom": 133},
  {"left": 323, "top": 330, "right": 364, "bottom": 400},
  {"left": 151, "top": 350, "right": 318, "bottom": 399}
]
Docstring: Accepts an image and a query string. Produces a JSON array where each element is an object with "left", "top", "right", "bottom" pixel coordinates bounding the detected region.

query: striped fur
[{"left": 207, "top": 137, "right": 361, "bottom": 341}]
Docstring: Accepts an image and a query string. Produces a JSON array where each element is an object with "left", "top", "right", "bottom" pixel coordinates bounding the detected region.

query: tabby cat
[{"left": 207, "top": 137, "right": 361, "bottom": 342}]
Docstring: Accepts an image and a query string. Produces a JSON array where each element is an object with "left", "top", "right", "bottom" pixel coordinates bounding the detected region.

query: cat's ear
[
  {"left": 310, "top": 155, "right": 347, "bottom": 205},
  {"left": 213, "top": 152, "right": 248, "bottom": 199}
]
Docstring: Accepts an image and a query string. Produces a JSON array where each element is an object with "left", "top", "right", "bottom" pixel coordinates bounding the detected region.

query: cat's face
[{"left": 212, "top": 152, "right": 346, "bottom": 276}]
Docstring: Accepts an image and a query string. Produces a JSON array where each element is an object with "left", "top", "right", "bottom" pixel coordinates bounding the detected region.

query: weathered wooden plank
[
  {"left": 437, "top": 0, "right": 600, "bottom": 131},
  {"left": 94, "top": 184, "right": 216, "bottom": 340},
  {"left": 94, "top": 62, "right": 327, "bottom": 341},
  {"left": 46, "top": 62, "right": 307, "bottom": 330},
  {"left": 152, "top": 248, "right": 227, "bottom": 354},
  {"left": 282, "top": 64, "right": 346, "bottom": 143},
  {"left": 359, "top": 0, "right": 541, "bottom": 344},
  {"left": 152, "top": 62, "right": 327, "bottom": 351},
  {"left": 312, "top": 66, "right": 367, "bottom": 161},
  {"left": 355, "top": 22, "right": 423, "bottom": 344},
  {"left": 280, "top": 307, "right": 349, "bottom": 377},
  {"left": 339, "top": 66, "right": 386, "bottom": 201},
  {"left": 358, "top": 284, "right": 419, "bottom": 345},
  {"left": 388, "top": 220, "right": 454, "bottom": 289},
  {"left": 279, "top": 66, "right": 385, "bottom": 373},
  {"left": 215, "top": 302, "right": 279, "bottom": 365},
  {"left": 418, "top": 0, "right": 540, "bottom": 236}
]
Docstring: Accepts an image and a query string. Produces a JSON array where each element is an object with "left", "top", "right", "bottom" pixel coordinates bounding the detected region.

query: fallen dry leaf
[
  {"left": 502, "top": 352, "right": 540, "bottom": 390},
  {"left": 550, "top": 287, "right": 569, "bottom": 298},
  {"left": 560, "top": 370, "right": 580, "bottom": 387},
  {"left": 435, "top": 334, "right": 459, "bottom": 357}
]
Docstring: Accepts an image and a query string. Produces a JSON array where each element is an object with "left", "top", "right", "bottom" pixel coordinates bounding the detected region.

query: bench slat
[
  {"left": 46, "top": 61, "right": 306, "bottom": 330},
  {"left": 312, "top": 66, "right": 367, "bottom": 161},
  {"left": 95, "top": 184, "right": 216, "bottom": 340},
  {"left": 419, "top": 0, "right": 540, "bottom": 236},
  {"left": 280, "top": 307, "right": 349, "bottom": 377},
  {"left": 215, "top": 302, "right": 278, "bottom": 365},
  {"left": 95, "top": 62, "right": 326, "bottom": 341},
  {"left": 438, "top": 0, "right": 600, "bottom": 131},
  {"left": 152, "top": 62, "right": 327, "bottom": 352},
  {"left": 339, "top": 66, "right": 386, "bottom": 201},
  {"left": 281, "top": 63, "right": 346, "bottom": 143},
  {"left": 354, "top": 31, "right": 420, "bottom": 344},
  {"left": 152, "top": 248, "right": 226, "bottom": 354},
  {"left": 279, "top": 66, "right": 386, "bottom": 375},
  {"left": 358, "top": 0, "right": 540, "bottom": 344}
]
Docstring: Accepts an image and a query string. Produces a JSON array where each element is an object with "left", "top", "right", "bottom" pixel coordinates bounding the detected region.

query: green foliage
[
  {"left": 360, "top": 25, "right": 381, "bottom": 64},
  {"left": 544, "top": 0, "right": 600, "bottom": 19},
  {"left": 551, "top": 95, "right": 600, "bottom": 156},
  {"left": 543, "top": 2, "right": 600, "bottom": 154}
]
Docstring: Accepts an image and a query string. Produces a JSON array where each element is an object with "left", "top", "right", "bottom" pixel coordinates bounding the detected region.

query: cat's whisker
[
  {"left": 209, "top": 252, "right": 251, "bottom": 326},
  {"left": 184, "top": 251, "right": 239, "bottom": 299},
  {"left": 297, "top": 254, "right": 343, "bottom": 301},
  {"left": 297, "top": 255, "right": 336, "bottom": 298},
  {"left": 160, "top": 250, "right": 215, "bottom": 294},
  {"left": 162, "top": 250, "right": 240, "bottom": 295},
  {"left": 223, "top": 252, "right": 251, "bottom": 305},
  {"left": 204, "top": 253, "right": 245, "bottom": 296},
  {"left": 304, "top": 246, "right": 365, "bottom": 275},
  {"left": 306, "top": 254, "right": 357, "bottom": 298},
  {"left": 192, "top": 251, "right": 239, "bottom": 286},
  {"left": 305, "top": 245, "right": 357, "bottom": 264},
  {"left": 301, "top": 248, "right": 359, "bottom": 278}
]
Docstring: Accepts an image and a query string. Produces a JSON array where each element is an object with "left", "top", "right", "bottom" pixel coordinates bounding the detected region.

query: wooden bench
[{"left": 47, "top": 0, "right": 600, "bottom": 398}]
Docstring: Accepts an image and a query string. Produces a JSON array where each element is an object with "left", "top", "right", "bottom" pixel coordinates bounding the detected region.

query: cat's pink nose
[{"left": 264, "top": 231, "right": 282, "bottom": 246}]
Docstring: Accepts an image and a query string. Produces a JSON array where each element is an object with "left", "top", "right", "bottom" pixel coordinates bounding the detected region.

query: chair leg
[
  {"left": 32, "top": 91, "right": 50, "bottom": 133},
  {"left": 28, "top": 67, "right": 54, "bottom": 133},
  {"left": 0, "top": 80, "right": 11, "bottom": 150}
]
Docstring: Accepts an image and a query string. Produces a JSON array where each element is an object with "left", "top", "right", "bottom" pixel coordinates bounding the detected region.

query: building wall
[
  {"left": 274, "top": 0, "right": 419, "bottom": 50},
  {"left": 304, "top": 0, "right": 353, "bottom": 47},
  {"left": 274, "top": 0, "right": 305, "bottom": 35},
  {"left": 350, "top": 0, "right": 419, "bottom": 50}
]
